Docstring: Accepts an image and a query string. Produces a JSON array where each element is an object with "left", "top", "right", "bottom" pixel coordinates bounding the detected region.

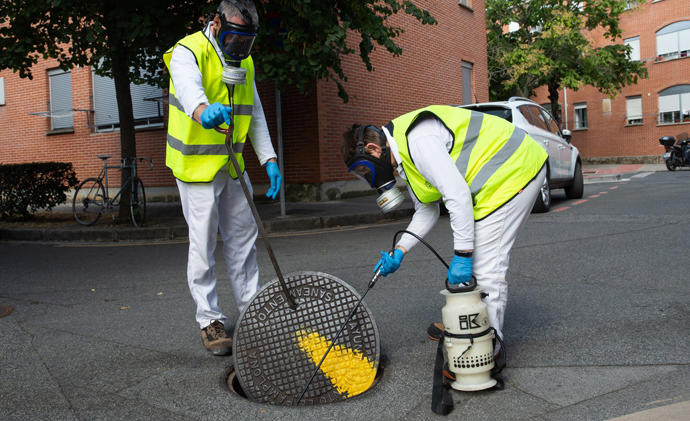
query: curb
[
  {"left": 0, "top": 208, "right": 414, "bottom": 243},
  {"left": 583, "top": 173, "right": 623, "bottom": 184}
]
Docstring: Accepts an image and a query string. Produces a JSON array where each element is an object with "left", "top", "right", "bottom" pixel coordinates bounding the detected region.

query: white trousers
[
  {"left": 177, "top": 169, "right": 259, "bottom": 329},
  {"left": 473, "top": 166, "right": 546, "bottom": 340}
]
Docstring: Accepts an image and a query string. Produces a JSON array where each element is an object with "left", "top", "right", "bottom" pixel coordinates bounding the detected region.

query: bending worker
[
  {"left": 341, "top": 105, "right": 547, "bottom": 354},
  {"left": 164, "top": 0, "right": 281, "bottom": 356}
]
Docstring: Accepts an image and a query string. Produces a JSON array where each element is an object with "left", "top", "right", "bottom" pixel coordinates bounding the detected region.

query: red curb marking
[
  {"left": 592, "top": 164, "right": 643, "bottom": 174},
  {"left": 553, "top": 206, "right": 570, "bottom": 212},
  {"left": 573, "top": 199, "right": 588, "bottom": 205},
  {"left": 589, "top": 194, "right": 600, "bottom": 198},
  {"left": 600, "top": 191, "right": 608, "bottom": 194},
  {"left": 609, "top": 186, "right": 618, "bottom": 190}
]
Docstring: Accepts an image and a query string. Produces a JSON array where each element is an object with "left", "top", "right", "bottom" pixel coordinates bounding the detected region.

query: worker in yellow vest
[
  {"left": 341, "top": 105, "right": 547, "bottom": 355},
  {"left": 164, "top": 0, "right": 281, "bottom": 356}
]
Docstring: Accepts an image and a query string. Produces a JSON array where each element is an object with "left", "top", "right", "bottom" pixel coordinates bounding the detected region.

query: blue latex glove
[
  {"left": 374, "top": 249, "right": 404, "bottom": 276},
  {"left": 200, "top": 103, "right": 232, "bottom": 129},
  {"left": 265, "top": 161, "right": 282, "bottom": 200},
  {"left": 447, "top": 255, "right": 473, "bottom": 285}
]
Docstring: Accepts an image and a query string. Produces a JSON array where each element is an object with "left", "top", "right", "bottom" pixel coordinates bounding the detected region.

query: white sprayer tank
[{"left": 440, "top": 288, "right": 496, "bottom": 391}]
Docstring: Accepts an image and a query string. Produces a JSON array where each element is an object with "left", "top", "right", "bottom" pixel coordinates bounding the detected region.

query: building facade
[
  {"left": 532, "top": 0, "right": 690, "bottom": 162},
  {"left": 0, "top": 1, "right": 488, "bottom": 200}
]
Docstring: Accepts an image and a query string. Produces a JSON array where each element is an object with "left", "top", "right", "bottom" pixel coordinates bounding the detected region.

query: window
[
  {"left": 461, "top": 61, "right": 473, "bottom": 105},
  {"left": 624, "top": 36, "right": 640, "bottom": 61},
  {"left": 48, "top": 69, "right": 73, "bottom": 130},
  {"left": 658, "top": 85, "right": 690, "bottom": 124},
  {"left": 518, "top": 105, "right": 534, "bottom": 124},
  {"left": 540, "top": 102, "right": 562, "bottom": 123},
  {"left": 458, "top": 0, "right": 471, "bottom": 8},
  {"left": 0, "top": 77, "right": 5, "bottom": 106},
  {"left": 626, "top": 96, "right": 643, "bottom": 125},
  {"left": 656, "top": 21, "right": 690, "bottom": 60},
  {"left": 92, "top": 72, "right": 164, "bottom": 132},
  {"left": 540, "top": 108, "right": 561, "bottom": 135},
  {"left": 574, "top": 103, "right": 588, "bottom": 129}
]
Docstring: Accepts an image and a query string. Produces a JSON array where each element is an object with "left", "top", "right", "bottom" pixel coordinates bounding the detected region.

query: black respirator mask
[
  {"left": 216, "top": 10, "right": 257, "bottom": 62},
  {"left": 215, "top": 4, "right": 258, "bottom": 85},
  {"left": 346, "top": 125, "right": 405, "bottom": 213}
]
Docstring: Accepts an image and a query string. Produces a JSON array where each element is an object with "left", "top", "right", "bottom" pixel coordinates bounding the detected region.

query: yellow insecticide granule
[{"left": 295, "top": 329, "right": 377, "bottom": 397}]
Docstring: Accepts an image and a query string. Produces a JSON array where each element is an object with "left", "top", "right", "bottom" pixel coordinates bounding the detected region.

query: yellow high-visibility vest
[
  {"left": 387, "top": 105, "right": 547, "bottom": 220},
  {"left": 163, "top": 31, "right": 254, "bottom": 182}
]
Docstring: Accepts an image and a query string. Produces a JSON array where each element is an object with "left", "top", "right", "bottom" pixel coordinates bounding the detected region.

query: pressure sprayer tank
[{"left": 440, "top": 278, "right": 497, "bottom": 391}]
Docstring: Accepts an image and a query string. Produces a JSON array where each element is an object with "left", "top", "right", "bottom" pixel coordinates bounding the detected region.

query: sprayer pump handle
[{"left": 445, "top": 275, "right": 477, "bottom": 293}]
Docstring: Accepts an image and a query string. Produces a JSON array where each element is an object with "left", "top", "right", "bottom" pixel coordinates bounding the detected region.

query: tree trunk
[
  {"left": 547, "top": 81, "right": 561, "bottom": 126},
  {"left": 111, "top": 49, "right": 137, "bottom": 223}
]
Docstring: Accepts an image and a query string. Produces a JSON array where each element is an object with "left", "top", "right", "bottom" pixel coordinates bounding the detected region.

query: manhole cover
[
  {"left": 233, "top": 271, "right": 380, "bottom": 406},
  {"left": 0, "top": 305, "right": 14, "bottom": 318}
]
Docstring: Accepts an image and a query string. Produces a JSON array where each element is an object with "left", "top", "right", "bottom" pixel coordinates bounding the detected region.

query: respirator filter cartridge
[
  {"left": 222, "top": 65, "right": 247, "bottom": 85},
  {"left": 376, "top": 187, "right": 404, "bottom": 213}
]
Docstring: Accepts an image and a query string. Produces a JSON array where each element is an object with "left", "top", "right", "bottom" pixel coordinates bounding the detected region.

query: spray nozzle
[{"left": 368, "top": 250, "right": 394, "bottom": 289}]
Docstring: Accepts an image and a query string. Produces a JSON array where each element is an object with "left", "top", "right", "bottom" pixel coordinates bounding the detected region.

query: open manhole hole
[
  {"left": 230, "top": 271, "right": 384, "bottom": 406},
  {"left": 222, "top": 358, "right": 386, "bottom": 404}
]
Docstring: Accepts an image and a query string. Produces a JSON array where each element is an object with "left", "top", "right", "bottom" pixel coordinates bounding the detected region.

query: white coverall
[
  {"left": 169, "top": 24, "right": 277, "bottom": 329},
  {"left": 383, "top": 116, "right": 546, "bottom": 340}
]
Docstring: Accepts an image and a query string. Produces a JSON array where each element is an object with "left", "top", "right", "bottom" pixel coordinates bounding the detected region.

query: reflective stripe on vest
[
  {"left": 389, "top": 105, "right": 548, "bottom": 220},
  {"left": 163, "top": 31, "right": 254, "bottom": 182}
]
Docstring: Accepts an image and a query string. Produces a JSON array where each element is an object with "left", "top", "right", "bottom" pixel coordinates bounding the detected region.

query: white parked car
[{"left": 458, "top": 97, "right": 583, "bottom": 212}]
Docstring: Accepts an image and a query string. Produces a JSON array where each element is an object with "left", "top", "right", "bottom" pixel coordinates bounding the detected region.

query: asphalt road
[{"left": 1, "top": 171, "right": 689, "bottom": 420}]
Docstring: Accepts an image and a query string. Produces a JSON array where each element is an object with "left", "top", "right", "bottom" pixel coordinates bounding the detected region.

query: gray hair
[{"left": 218, "top": 0, "right": 258, "bottom": 27}]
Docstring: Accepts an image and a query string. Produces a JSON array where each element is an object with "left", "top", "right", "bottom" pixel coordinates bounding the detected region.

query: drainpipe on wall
[{"left": 563, "top": 87, "right": 568, "bottom": 130}]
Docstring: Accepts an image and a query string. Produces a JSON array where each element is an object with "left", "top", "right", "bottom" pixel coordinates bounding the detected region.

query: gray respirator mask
[{"left": 346, "top": 125, "right": 405, "bottom": 213}]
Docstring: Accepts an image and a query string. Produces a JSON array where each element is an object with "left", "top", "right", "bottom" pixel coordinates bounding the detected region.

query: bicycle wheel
[
  {"left": 129, "top": 177, "right": 147, "bottom": 227},
  {"left": 73, "top": 178, "right": 106, "bottom": 226}
]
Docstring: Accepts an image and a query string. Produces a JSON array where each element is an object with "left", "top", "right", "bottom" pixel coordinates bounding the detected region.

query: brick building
[
  {"left": 0, "top": 1, "right": 488, "bottom": 200},
  {"left": 532, "top": 0, "right": 690, "bottom": 162}
]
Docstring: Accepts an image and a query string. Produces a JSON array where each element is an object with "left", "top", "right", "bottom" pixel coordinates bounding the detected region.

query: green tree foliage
[
  {"left": 0, "top": 0, "right": 213, "bottom": 222},
  {"left": 0, "top": 0, "right": 434, "bottom": 221},
  {"left": 255, "top": 1, "right": 436, "bottom": 101},
  {"left": 486, "top": 0, "right": 647, "bottom": 121}
]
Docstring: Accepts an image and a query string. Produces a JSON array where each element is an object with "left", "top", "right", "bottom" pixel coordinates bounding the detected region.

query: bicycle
[{"left": 72, "top": 155, "right": 153, "bottom": 227}]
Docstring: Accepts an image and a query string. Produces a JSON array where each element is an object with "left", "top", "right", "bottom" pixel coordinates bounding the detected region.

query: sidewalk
[
  {"left": 0, "top": 194, "right": 415, "bottom": 242},
  {"left": 0, "top": 163, "right": 667, "bottom": 242}
]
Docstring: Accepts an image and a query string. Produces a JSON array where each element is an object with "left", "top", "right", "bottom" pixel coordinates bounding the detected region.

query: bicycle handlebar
[{"left": 118, "top": 156, "right": 154, "bottom": 170}]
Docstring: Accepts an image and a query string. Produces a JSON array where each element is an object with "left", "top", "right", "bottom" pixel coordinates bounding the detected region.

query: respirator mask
[
  {"left": 215, "top": 5, "right": 258, "bottom": 85},
  {"left": 346, "top": 125, "right": 405, "bottom": 213}
]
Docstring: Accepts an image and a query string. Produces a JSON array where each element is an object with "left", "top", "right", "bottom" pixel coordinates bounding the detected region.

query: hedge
[{"left": 0, "top": 162, "right": 79, "bottom": 218}]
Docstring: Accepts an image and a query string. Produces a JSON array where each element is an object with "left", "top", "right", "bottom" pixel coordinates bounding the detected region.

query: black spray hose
[
  {"left": 392, "top": 230, "right": 449, "bottom": 269},
  {"left": 393, "top": 229, "right": 476, "bottom": 292}
]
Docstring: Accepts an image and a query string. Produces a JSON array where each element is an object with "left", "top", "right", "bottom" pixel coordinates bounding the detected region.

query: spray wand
[
  {"left": 295, "top": 264, "right": 385, "bottom": 405},
  {"left": 217, "top": 68, "right": 297, "bottom": 310},
  {"left": 296, "top": 229, "right": 450, "bottom": 404}
]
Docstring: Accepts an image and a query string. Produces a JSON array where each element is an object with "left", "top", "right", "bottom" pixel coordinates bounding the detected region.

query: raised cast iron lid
[{"left": 233, "top": 271, "right": 380, "bottom": 406}]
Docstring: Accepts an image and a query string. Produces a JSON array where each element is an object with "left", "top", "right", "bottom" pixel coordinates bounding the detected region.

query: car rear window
[{"left": 462, "top": 106, "right": 512, "bottom": 122}]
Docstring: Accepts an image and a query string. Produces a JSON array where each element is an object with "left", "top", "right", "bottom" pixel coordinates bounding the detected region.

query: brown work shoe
[
  {"left": 427, "top": 322, "right": 444, "bottom": 341},
  {"left": 201, "top": 320, "right": 232, "bottom": 356}
]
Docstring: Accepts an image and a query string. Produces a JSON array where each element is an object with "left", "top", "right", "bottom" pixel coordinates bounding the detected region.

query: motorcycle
[{"left": 659, "top": 134, "right": 690, "bottom": 171}]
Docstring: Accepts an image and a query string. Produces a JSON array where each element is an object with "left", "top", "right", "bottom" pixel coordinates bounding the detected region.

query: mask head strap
[{"left": 217, "top": 1, "right": 258, "bottom": 31}]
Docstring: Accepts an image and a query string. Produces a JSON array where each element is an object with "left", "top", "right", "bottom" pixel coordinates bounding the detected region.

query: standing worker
[
  {"left": 341, "top": 105, "right": 547, "bottom": 359},
  {"left": 163, "top": 0, "right": 281, "bottom": 356}
]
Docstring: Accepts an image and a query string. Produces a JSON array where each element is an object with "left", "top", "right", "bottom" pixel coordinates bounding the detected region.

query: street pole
[{"left": 275, "top": 81, "right": 286, "bottom": 217}]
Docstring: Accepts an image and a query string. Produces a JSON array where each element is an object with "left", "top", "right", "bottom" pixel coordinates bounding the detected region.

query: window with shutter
[
  {"left": 92, "top": 71, "right": 164, "bottom": 132},
  {"left": 48, "top": 69, "right": 74, "bottom": 130},
  {"left": 625, "top": 96, "right": 642, "bottom": 125}
]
